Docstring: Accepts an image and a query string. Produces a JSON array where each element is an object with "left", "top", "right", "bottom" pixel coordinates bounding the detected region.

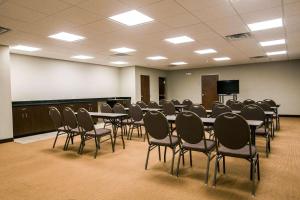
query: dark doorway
[
  {"left": 141, "top": 75, "right": 150, "bottom": 104},
  {"left": 159, "top": 77, "right": 166, "bottom": 100},
  {"left": 201, "top": 75, "right": 219, "bottom": 109}
]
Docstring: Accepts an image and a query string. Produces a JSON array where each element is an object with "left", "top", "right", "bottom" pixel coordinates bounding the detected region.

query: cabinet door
[
  {"left": 31, "top": 105, "right": 55, "bottom": 133},
  {"left": 12, "top": 107, "right": 33, "bottom": 137}
]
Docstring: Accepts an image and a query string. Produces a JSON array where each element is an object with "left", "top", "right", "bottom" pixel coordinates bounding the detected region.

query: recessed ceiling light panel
[
  {"left": 48, "top": 32, "right": 85, "bottom": 42},
  {"left": 213, "top": 57, "right": 231, "bottom": 61},
  {"left": 266, "top": 50, "right": 287, "bottom": 56},
  {"left": 194, "top": 48, "right": 217, "bottom": 54},
  {"left": 260, "top": 39, "right": 285, "bottom": 47},
  {"left": 146, "top": 56, "right": 168, "bottom": 60},
  {"left": 165, "top": 36, "right": 194, "bottom": 44},
  {"left": 110, "top": 47, "right": 136, "bottom": 53},
  {"left": 111, "top": 61, "right": 128, "bottom": 65},
  {"left": 71, "top": 55, "right": 94, "bottom": 59},
  {"left": 109, "top": 10, "right": 154, "bottom": 26},
  {"left": 10, "top": 45, "right": 41, "bottom": 52},
  {"left": 247, "top": 18, "right": 283, "bottom": 31},
  {"left": 171, "top": 61, "right": 187, "bottom": 65}
]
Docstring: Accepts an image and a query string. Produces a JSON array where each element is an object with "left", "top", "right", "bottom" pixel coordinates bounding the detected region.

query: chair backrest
[
  {"left": 63, "top": 107, "right": 78, "bottom": 129},
  {"left": 189, "top": 104, "right": 207, "bottom": 118},
  {"left": 243, "top": 99, "right": 255, "bottom": 105},
  {"left": 159, "top": 99, "right": 166, "bottom": 106},
  {"left": 112, "top": 103, "right": 126, "bottom": 114},
  {"left": 136, "top": 101, "right": 147, "bottom": 108},
  {"left": 229, "top": 101, "right": 244, "bottom": 111},
  {"left": 144, "top": 111, "right": 170, "bottom": 140},
  {"left": 171, "top": 99, "right": 180, "bottom": 105},
  {"left": 182, "top": 99, "right": 193, "bottom": 109},
  {"left": 129, "top": 104, "right": 143, "bottom": 121},
  {"left": 101, "top": 103, "right": 113, "bottom": 113},
  {"left": 77, "top": 108, "right": 94, "bottom": 132},
  {"left": 226, "top": 99, "right": 236, "bottom": 106},
  {"left": 256, "top": 101, "right": 272, "bottom": 111},
  {"left": 163, "top": 101, "right": 176, "bottom": 115},
  {"left": 148, "top": 101, "right": 160, "bottom": 108},
  {"left": 240, "top": 104, "right": 265, "bottom": 121},
  {"left": 49, "top": 107, "right": 62, "bottom": 129},
  {"left": 212, "top": 101, "right": 223, "bottom": 109},
  {"left": 176, "top": 111, "right": 205, "bottom": 145},
  {"left": 214, "top": 113, "right": 251, "bottom": 150},
  {"left": 211, "top": 104, "right": 231, "bottom": 118},
  {"left": 264, "top": 99, "right": 277, "bottom": 107}
]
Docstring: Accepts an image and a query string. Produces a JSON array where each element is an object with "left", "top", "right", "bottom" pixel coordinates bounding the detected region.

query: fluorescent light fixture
[
  {"left": 260, "top": 39, "right": 285, "bottom": 47},
  {"left": 194, "top": 48, "right": 217, "bottom": 54},
  {"left": 165, "top": 36, "right": 194, "bottom": 44},
  {"left": 171, "top": 61, "right": 187, "bottom": 65},
  {"left": 48, "top": 32, "right": 85, "bottom": 42},
  {"left": 111, "top": 61, "right": 128, "bottom": 65},
  {"left": 266, "top": 50, "right": 287, "bottom": 56},
  {"left": 247, "top": 18, "right": 283, "bottom": 31},
  {"left": 10, "top": 45, "right": 41, "bottom": 52},
  {"left": 110, "top": 47, "right": 136, "bottom": 53},
  {"left": 109, "top": 10, "right": 154, "bottom": 26},
  {"left": 71, "top": 55, "right": 94, "bottom": 60},
  {"left": 213, "top": 57, "right": 231, "bottom": 61},
  {"left": 146, "top": 56, "right": 168, "bottom": 60}
]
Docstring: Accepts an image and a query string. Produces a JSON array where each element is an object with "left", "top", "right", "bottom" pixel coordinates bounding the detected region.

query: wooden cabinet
[{"left": 12, "top": 101, "right": 98, "bottom": 138}]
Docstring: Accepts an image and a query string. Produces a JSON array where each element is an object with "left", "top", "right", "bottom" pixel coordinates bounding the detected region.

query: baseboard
[
  {"left": 0, "top": 138, "right": 13, "bottom": 144},
  {"left": 279, "top": 114, "right": 300, "bottom": 118}
]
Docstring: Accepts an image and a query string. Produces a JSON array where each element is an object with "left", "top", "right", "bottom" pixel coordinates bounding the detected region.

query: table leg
[
  {"left": 112, "top": 119, "right": 117, "bottom": 149},
  {"left": 250, "top": 126, "right": 256, "bottom": 146},
  {"left": 120, "top": 116, "right": 125, "bottom": 149}
]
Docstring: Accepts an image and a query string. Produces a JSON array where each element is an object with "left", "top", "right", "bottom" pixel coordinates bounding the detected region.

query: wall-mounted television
[{"left": 217, "top": 80, "right": 239, "bottom": 94}]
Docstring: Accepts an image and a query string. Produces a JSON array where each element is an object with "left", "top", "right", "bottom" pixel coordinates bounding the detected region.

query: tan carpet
[{"left": 0, "top": 117, "right": 300, "bottom": 200}]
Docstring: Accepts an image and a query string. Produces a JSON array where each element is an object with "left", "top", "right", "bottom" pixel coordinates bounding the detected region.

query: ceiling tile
[
  {"left": 159, "top": 13, "right": 200, "bottom": 28},
  {"left": 230, "top": 0, "right": 281, "bottom": 14}
]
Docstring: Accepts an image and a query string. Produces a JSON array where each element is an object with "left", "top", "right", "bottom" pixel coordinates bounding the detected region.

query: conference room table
[
  {"left": 206, "top": 109, "right": 275, "bottom": 116},
  {"left": 166, "top": 115, "right": 263, "bottom": 145},
  {"left": 86, "top": 112, "right": 128, "bottom": 149},
  {"left": 124, "top": 107, "right": 162, "bottom": 112}
]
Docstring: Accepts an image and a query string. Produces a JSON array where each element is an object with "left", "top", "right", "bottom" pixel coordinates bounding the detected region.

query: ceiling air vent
[
  {"left": 0, "top": 26, "right": 10, "bottom": 35},
  {"left": 110, "top": 53, "right": 130, "bottom": 57},
  {"left": 224, "top": 32, "right": 252, "bottom": 41},
  {"left": 249, "top": 55, "right": 268, "bottom": 60}
]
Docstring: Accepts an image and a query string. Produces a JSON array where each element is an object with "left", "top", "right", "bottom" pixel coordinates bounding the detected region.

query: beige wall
[
  {"left": 10, "top": 54, "right": 120, "bottom": 101},
  {"left": 119, "top": 66, "right": 136, "bottom": 103},
  {"left": 0, "top": 46, "right": 13, "bottom": 139},
  {"left": 135, "top": 66, "right": 167, "bottom": 103},
  {"left": 167, "top": 60, "right": 300, "bottom": 115}
]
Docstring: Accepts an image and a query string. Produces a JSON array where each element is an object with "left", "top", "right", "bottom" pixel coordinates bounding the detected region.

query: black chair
[
  {"left": 189, "top": 104, "right": 207, "bottom": 118},
  {"left": 144, "top": 111, "right": 180, "bottom": 174},
  {"left": 212, "top": 101, "right": 223, "bottom": 109},
  {"left": 182, "top": 99, "right": 193, "bottom": 110},
  {"left": 159, "top": 99, "right": 166, "bottom": 106},
  {"left": 226, "top": 99, "right": 236, "bottom": 106},
  {"left": 101, "top": 103, "right": 113, "bottom": 128},
  {"left": 211, "top": 104, "right": 231, "bottom": 118},
  {"left": 175, "top": 111, "right": 216, "bottom": 184},
  {"left": 148, "top": 101, "right": 160, "bottom": 108},
  {"left": 243, "top": 99, "right": 255, "bottom": 106},
  {"left": 213, "top": 113, "right": 260, "bottom": 196},
  {"left": 128, "top": 104, "right": 144, "bottom": 140},
  {"left": 241, "top": 104, "right": 271, "bottom": 157},
  {"left": 112, "top": 103, "right": 131, "bottom": 136},
  {"left": 49, "top": 107, "right": 66, "bottom": 149},
  {"left": 163, "top": 101, "right": 176, "bottom": 116},
  {"left": 77, "top": 108, "right": 114, "bottom": 158},
  {"left": 171, "top": 99, "right": 181, "bottom": 105},
  {"left": 229, "top": 101, "right": 244, "bottom": 111},
  {"left": 256, "top": 101, "right": 275, "bottom": 138},
  {"left": 137, "top": 101, "right": 147, "bottom": 108},
  {"left": 62, "top": 107, "right": 81, "bottom": 150},
  {"left": 264, "top": 99, "right": 280, "bottom": 129}
]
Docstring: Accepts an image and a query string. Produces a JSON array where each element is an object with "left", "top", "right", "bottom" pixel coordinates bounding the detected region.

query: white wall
[
  {"left": 119, "top": 66, "right": 136, "bottom": 103},
  {"left": 10, "top": 54, "right": 120, "bottom": 101},
  {"left": 0, "top": 46, "right": 13, "bottom": 140},
  {"left": 167, "top": 60, "right": 300, "bottom": 115},
  {"left": 135, "top": 66, "right": 167, "bottom": 103}
]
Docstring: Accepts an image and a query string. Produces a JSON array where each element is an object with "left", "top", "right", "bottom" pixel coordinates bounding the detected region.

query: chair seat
[
  {"left": 86, "top": 128, "right": 111, "bottom": 137},
  {"left": 70, "top": 127, "right": 81, "bottom": 133},
  {"left": 219, "top": 145, "right": 257, "bottom": 158},
  {"left": 256, "top": 128, "right": 268, "bottom": 136},
  {"left": 182, "top": 140, "right": 216, "bottom": 152},
  {"left": 133, "top": 120, "right": 144, "bottom": 125},
  {"left": 58, "top": 126, "right": 65, "bottom": 132},
  {"left": 150, "top": 136, "right": 179, "bottom": 146}
]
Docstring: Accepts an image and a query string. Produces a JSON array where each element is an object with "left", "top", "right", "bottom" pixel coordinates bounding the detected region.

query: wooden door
[
  {"left": 201, "top": 75, "right": 219, "bottom": 109},
  {"left": 140, "top": 75, "right": 150, "bottom": 104},
  {"left": 159, "top": 77, "right": 166, "bottom": 100}
]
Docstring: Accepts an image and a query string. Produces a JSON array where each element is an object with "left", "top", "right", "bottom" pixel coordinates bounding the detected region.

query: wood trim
[{"left": 0, "top": 138, "right": 13, "bottom": 144}]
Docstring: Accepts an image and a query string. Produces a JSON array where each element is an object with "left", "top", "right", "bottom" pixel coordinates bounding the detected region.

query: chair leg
[
  {"left": 266, "top": 136, "right": 269, "bottom": 158},
  {"left": 164, "top": 146, "right": 167, "bottom": 163},
  {"left": 109, "top": 134, "right": 115, "bottom": 152},
  {"left": 170, "top": 147, "right": 176, "bottom": 175},
  {"left": 251, "top": 159, "right": 256, "bottom": 196},
  {"left": 158, "top": 146, "right": 161, "bottom": 161},
  {"left": 257, "top": 154, "right": 260, "bottom": 181},
  {"left": 205, "top": 153, "right": 211, "bottom": 185},
  {"left": 63, "top": 134, "right": 70, "bottom": 151},
  {"left": 94, "top": 137, "right": 98, "bottom": 159},
  {"left": 213, "top": 155, "right": 220, "bottom": 187},
  {"left": 223, "top": 156, "right": 226, "bottom": 174},
  {"left": 176, "top": 149, "right": 182, "bottom": 177},
  {"left": 145, "top": 145, "right": 151, "bottom": 170},
  {"left": 189, "top": 149, "right": 192, "bottom": 167},
  {"left": 52, "top": 131, "right": 60, "bottom": 148}
]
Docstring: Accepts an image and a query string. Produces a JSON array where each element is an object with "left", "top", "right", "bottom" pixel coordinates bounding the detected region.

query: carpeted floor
[{"left": 0, "top": 117, "right": 300, "bottom": 200}]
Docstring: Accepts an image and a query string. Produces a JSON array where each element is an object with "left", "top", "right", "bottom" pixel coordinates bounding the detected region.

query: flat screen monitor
[{"left": 217, "top": 80, "right": 239, "bottom": 94}]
